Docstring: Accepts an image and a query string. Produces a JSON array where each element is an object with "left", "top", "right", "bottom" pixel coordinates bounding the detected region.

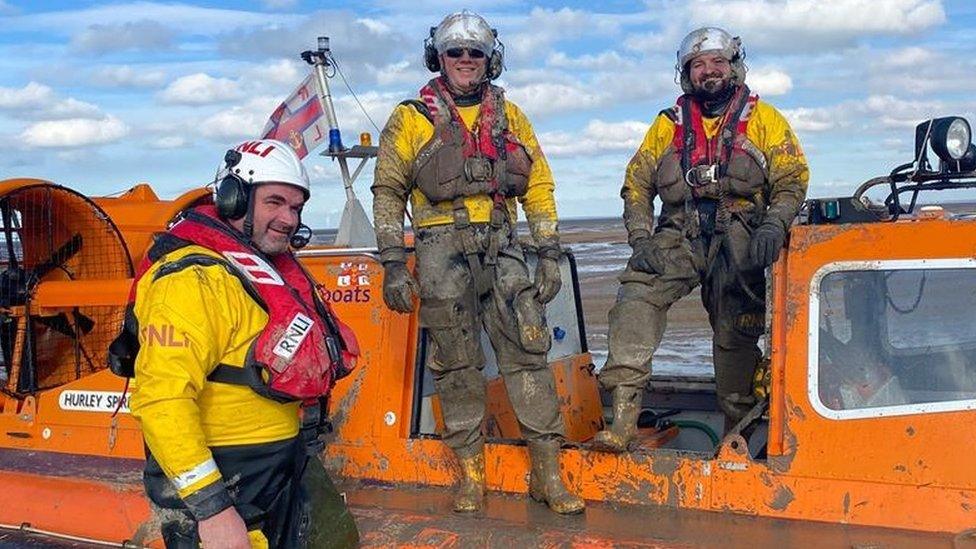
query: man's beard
[
  {"left": 692, "top": 74, "right": 736, "bottom": 116},
  {"left": 692, "top": 74, "right": 734, "bottom": 101}
]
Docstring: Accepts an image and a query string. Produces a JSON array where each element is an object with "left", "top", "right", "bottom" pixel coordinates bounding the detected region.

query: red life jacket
[
  {"left": 410, "top": 77, "right": 532, "bottom": 204},
  {"left": 109, "top": 206, "right": 358, "bottom": 404},
  {"left": 670, "top": 85, "right": 759, "bottom": 189}
]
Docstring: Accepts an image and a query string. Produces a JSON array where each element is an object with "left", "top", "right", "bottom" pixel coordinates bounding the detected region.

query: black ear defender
[
  {"left": 423, "top": 26, "right": 505, "bottom": 81},
  {"left": 487, "top": 32, "right": 505, "bottom": 81},
  {"left": 423, "top": 27, "right": 440, "bottom": 72},
  {"left": 215, "top": 149, "right": 250, "bottom": 220}
]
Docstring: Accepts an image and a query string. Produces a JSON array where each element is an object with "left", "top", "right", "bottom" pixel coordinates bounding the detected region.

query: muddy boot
[
  {"left": 591, "top": 386, "right": 642, "bottom": 453},
  {"left": 453, "top": 453, "right": 485, "bottom": 512},
  {"left": 527, "top": 439, "right": 585, "bottom": 514}
]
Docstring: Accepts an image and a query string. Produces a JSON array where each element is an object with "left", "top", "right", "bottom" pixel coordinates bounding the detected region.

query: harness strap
[{"left": 452, "top": 198, "right": 494, "bottom": 298}]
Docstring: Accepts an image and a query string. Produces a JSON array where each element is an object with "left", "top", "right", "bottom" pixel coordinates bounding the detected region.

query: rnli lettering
[
  {"left": 58, "top": 390, "right": 130, "bottom": 413},
  {"left": 223, "top": 251, "right": 285, "bottom": 286},
  {"left": 321, "top": 287, "right": 371, "bottom": 303},
  {"left": 235, "top": 140, "right": 276, "bottom": 158},
  {"left": 141, "top": 324, "right": 191, "bottom": 347},
  {"left": 273, "top": 313, "right": 314, "bottom": 361}
]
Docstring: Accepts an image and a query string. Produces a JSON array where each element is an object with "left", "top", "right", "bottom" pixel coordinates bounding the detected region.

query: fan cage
[{"left": 0, "top": 184, "right": 133, "bottom": 397}]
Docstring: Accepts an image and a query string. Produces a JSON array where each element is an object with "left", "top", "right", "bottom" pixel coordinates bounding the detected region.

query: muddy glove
[
  {"left": 750, "top": 222, "right": 787, "bottom": 268},
  {"left": 534, "top": 257, "right": 561, "bottom": 304},
  {"left": 627, "top": 237, "right": 663, "bottom": 275},
  {"left": 382, "top": 261, "right": 418, "bottom": 313}
]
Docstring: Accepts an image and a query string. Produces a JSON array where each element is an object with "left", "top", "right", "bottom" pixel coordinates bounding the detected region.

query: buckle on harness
[
  {"left": 685, "top": 164, "right": 717, "bottom": 188},
  {"left": 463, "top": 157, "right": 493, "bottom": 182}
]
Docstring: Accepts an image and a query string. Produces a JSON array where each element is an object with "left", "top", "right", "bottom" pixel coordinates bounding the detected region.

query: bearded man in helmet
[
  {"left": 124, "top": 140, "right": 358, "bottom": 547},
  {"left": 371, "top": 11, "right": 583, "bottom": 514},
  {"left": 593, "top": 28, "right": 809, "bottom": 452}
]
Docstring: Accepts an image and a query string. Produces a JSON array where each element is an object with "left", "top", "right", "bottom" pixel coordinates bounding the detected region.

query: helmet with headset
[
  {"left": 675, "top": 27, "right": 747, "bottom": 95},
  {"left": 215, "top": 139, "right": 312, "bottom": 248},
  {"left": 423, "top": 10, "right": 505, "bottom": 81},
  {"left": 215, "top": 139, "right": 309, "bottom": 219}
]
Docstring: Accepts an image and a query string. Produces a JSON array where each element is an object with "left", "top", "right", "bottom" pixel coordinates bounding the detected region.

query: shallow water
[{"left": 313, "top": 217, "right": 718, "bottom": 377}]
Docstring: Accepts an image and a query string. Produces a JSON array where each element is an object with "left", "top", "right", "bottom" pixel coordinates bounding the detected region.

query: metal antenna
[{"left": 302, "top": 37, "right": 378, "bottom": 248}]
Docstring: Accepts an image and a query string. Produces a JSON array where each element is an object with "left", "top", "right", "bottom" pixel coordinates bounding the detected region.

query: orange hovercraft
[{"left": 1, "top": 39, "right": 975, "bottom": 548}]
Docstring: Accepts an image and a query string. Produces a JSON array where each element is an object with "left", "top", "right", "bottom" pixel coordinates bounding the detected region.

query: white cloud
[
  {"left": 150, "top": 136, "right": 188, "bottom": 149},
  {"left": 688, "top": 0, "right": 945, "bottom": 50},
  {"left": 44, "top": 97, "right": 102, "bottom": 119},
  {"left": 539, "top": 119, "right": 648, "bottom": 157},
  {"left": 216, "top": 10, "right": 408, "bottom": 73},
  {"left": 506, "top": 7, "right": 617, "bottom": 62},
  {"left": 748, "top": 67, "right": 793, "bottom": 96},
  {"left": 20, "top": 116, "right": 129, "bottom": 148},
  {"left": 198, "top": 96, "right": 280, "bottom": 140},
  {"left": 863, "top": 94, "right": 944, "bottom": 128},
  {"left": 884, "top": 46, "right": 937, "bottom": 68},
  {"left": 782, "top": 94, "right": 946, "bottom": 133},
  {"left": 365, "top": 59, "right": 428, "bottom": 87},
  {"left": 0, "top": 82, "right": 102, "bottom": 120},
  {"left": 72, "top": 20, "right": 174, "bottom": 54},
  {"left": 6, "top": 3, "right": 302, "bottom": 35},
  {"left": 239, "top": 59, "right": 304, "bottom": 92},
  {"left": 506, "top": 83, "right": 603, "bottom": 117},
  {"left": 501, "top": 68, "right": 581, "bottom": 88},
  {"left": 782, "top": 107, "right": 841, "bottom": 132},
  {"left": 159, "top": 73, "right": 243, "bottom": 105},
  {"left": 91, "top": 66, "right": 167, "bottom": 88},
  {"left": 547, "top": 51, "right": 636, "bottom": 71},
  {"left": 0, "top": 82, "right": 54, "bottom": 109},
  {"left": 624, "top": 31, "right": 679, "bottom": 53},
  {"left": 864, "top": 47, "right": 976, "bottom": 95},
  {"left": 356, "top": 18, "right": 391, "bottom": 35}
]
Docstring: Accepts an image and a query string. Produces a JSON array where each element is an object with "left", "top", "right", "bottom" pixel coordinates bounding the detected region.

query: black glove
[
  {"left": 750, "top": 222, "right": 787, "bottom": 268},
  {"left": 534, "top": 257, "right": 561, "bottom": 304},
  {"left": 382, "top": 261, "right": 418, "bottom": 313},
  {"left": 627, "top": 237, "right": 663, "bottom": 274}
]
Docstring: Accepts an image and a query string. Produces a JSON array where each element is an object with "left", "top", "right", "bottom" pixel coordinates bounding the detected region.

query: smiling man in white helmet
[
  {"left": 593, "top": 27, "right": 810, "bottom": 452},
  {"left": 371, "top": 11, "right": 582, "bottom": 515},
  {"left": 125, "top": 139, "right": 359, "bottom": 547}
]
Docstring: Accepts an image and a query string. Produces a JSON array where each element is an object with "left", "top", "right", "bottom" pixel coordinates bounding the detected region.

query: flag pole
[
  {"left": 303, "top": 38, "right": 353, "bottom": 200},
  {"left": 301, "top": 37, "right": 377, "bottom": 247}
]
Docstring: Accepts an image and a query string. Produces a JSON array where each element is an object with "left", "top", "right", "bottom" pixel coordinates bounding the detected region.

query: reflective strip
[{"left": 172, "top": 458, "right": 219, "bottom": 490}]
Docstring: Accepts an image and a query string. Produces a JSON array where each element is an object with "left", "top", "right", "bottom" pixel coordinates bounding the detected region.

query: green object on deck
[
  {"left": 671, "top": 419, "right": 721, "bottom": 447},
  {"left": 305, "top": 455, "right": 359, "bottom": 548}
]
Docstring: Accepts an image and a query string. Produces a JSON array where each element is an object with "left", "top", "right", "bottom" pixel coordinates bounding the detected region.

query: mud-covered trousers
[
  {"left": 415, "top": 222, "right": 564, "bottom": 458},
  {"left": 599, "top": 220, "right": 766, "bottom": 422},
  {"left": 145, "top": 437, "right": 308, "bottom": 548}
]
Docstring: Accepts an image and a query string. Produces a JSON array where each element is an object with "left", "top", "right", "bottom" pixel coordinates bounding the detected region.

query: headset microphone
[{"left": 290, "top": 223, "right": 312, "bottom": 249}]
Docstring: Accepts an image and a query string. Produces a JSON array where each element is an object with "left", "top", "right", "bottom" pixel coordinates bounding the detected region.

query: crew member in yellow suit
[
  {"left": 594, "top": 27, "right": 809, "bottom": 451},
  {"left": 371, "top": 10, "right": 584, "bottom": 514},
  {"left": 129, "top": 140, "right": 352, "bottom": 548}
]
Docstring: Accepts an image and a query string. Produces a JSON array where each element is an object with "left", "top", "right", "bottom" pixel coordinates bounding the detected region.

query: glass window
[{"left": 812, "top": 261, "right": 976, "bottom": 419}]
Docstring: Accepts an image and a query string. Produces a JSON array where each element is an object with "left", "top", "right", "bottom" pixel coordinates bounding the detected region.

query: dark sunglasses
[{"left": 444, "top": 47, "right": 486, "bottom": 59}]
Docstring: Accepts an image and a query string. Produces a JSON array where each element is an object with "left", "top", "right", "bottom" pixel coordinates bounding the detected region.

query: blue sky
[{"left": 1, "top": 0, "right": 975, "bottom": 223}]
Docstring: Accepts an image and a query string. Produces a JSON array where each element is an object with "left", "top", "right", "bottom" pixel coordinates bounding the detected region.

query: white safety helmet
[
  {"left": 222, "top": 139, "right": 310, "bottom": 198},
  {"left": 432, "top": 10, "right": 495, "bottom": 55},
  {"left": 675, "top": 27, "right": 747, "bottom": 94}
]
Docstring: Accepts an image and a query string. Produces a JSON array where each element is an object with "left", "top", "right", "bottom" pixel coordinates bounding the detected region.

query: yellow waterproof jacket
[
  {"left": 129, "top": 245, "right": 300, "bottom": 506},
  {"left": 621, "top": 98, "right": 809, "bottom": 244},
  {"left": 372, "top": 99, "right": 558, "bottom": 262}
]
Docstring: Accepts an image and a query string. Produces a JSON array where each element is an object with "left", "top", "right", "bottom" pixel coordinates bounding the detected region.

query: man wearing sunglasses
[
  {"left": 594, "top": 27, "right": 809, "bottom": 451},
  {"left": 371, "top": 10, "right": 582, "bottom": 515}
]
